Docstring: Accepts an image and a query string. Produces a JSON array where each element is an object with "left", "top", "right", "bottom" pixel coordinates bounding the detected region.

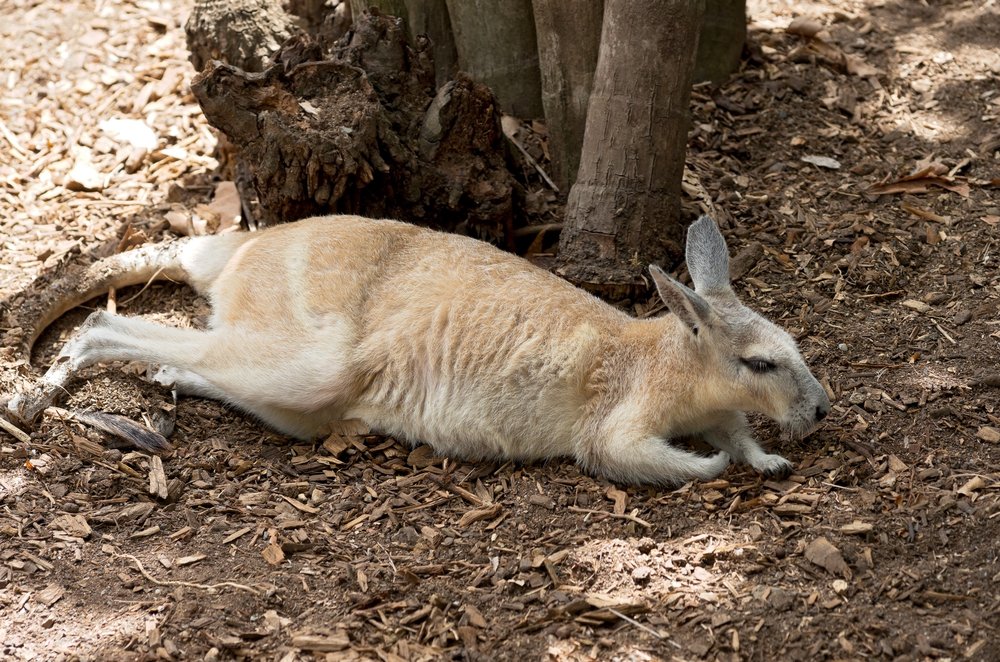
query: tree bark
[
  {"left": 185, "top": 0, "right": 295, "bottom": 73},
  {"left": 531, "top": 0, "right": 603, "bottom": 191},
  {"left": 288, "top": 0, "right": 353, "bottom": 44},
  {"left": 405, "top": 0, "right": 458, "bottom": 88},
  {"left": 557, "top": 0, "right": 705, "bottom": 287},
  {"left": 444, "top": 0, "right": 543, "bottom": 118},
  {"left": 190, "top": 12, "right": 514, "bottom": 242},
  {"left": 349, "top": 0, "right": 407, "bottom": 21},
  {"left": 694, "top": 0, "right": 746, "bottom": 84}
]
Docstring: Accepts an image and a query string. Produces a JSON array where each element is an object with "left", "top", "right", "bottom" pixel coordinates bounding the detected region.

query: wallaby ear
[
  {"left": 649, "top": 265, "right": 714, "bottom": 336},
  {"left": 686, "top": 215, "right": 732, "bottom": 296}
]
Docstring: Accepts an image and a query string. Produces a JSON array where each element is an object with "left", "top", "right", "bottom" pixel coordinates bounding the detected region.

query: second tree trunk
[{"left": 558, "top": 0, "right": 705, "bottom": 287}]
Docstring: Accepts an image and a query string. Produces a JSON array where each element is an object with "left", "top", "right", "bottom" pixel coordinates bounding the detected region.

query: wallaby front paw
[
  {"left": 151, "top": 365, "right": 179, "bottom": 387},
  {"left": 752, "top": 453, "right": 793, "bottom": 478}
]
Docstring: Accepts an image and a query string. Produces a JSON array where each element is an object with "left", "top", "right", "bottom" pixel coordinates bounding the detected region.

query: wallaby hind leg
[
  {"left": 10, "top": 310, "right": 341, "bottom": 439},
  {"left": 702, "top": 412, "right": 793, "bottom": 477},
  {"left": 7, "top": 310, "right": 214, "bottom": 424}
]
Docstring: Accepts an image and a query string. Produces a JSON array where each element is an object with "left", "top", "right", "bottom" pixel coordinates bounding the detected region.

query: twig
[
  {"left": 431, "top": 475, "right": 485, "bottom": 507},
  {"left": 512, "top": 222, "right": 563, "bottom": 239},
  {"left": 568, "top": 505, "right": 652, "bottom": 529},
  {"left": 607, "top": 608, "right": 667, "bottom": 640},
  {"left": 118, "top": 267, "right": 170, "bottom": 307},
  {"left": 0, "top": 415, "right": 31, "bottom": 444},
  {"left": 933, "top": 320, "right": 957, "bottom": 345},
  {"left": 120, "top": 553, "right": 260, "bottom": 595},
  {"left": 504, "top": 132, "right": 559, "bottom": 192}
]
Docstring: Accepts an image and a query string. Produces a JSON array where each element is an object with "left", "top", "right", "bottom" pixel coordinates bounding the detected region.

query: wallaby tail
[{"left": 4, "top": 238, "right": 193, "bottom": 364}]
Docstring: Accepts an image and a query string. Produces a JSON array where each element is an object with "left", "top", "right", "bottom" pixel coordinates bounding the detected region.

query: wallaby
[{"left": 5, "top": 215, "right": 830, "bottom": 485}]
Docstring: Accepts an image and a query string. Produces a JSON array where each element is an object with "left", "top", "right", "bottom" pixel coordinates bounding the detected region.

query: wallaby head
[{"left": 649, "top": 216, "right": 830, "bottom": 437}]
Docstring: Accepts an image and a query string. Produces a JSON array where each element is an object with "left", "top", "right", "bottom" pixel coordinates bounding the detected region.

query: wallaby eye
[{"left": 741, "top": 357, "right": 777, "bottom": 374}]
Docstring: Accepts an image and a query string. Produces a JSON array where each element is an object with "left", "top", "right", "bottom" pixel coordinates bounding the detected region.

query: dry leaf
[
  {"left": 887, "top": 454, "right": 908, "bottom": 473},
  {"left": 869, "top": 162, "right": 971, "bottom": 197},
  {"left": 196, "top": 181, "right": 241, "bottom": 233},
  {"left": 176, "top": 554, "right": 206, "bottom": 566},
  {"left": 957, "top": 476, "right": 986, "bottom": 497}
]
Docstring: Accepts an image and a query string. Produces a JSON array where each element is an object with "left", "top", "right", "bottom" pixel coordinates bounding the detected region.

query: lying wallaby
[{"left": 6, "top": 215, "right": 830, "bottom": 485}]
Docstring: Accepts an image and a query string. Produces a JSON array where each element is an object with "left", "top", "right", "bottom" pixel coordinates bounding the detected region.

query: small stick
[
  {"left": 505, "top": 132, "right": 559, "bottom": 192},
  {"left": 106, "top": 286, "right": 117, "bottom": 314},
  {"left": 0, "top": 415, "right": 31, "bottom": 443},
  {"left": 568, "top": 505, "right": 652, "bottom": 529},
  {"left": 431, "top": 476, "right": 485, "bottom": 507},
  {"left": 512, "top": 222, "right": 563, "bottom": 239},
  {"left": 607, "top": 608, "right": 668, "bottom": 641}
]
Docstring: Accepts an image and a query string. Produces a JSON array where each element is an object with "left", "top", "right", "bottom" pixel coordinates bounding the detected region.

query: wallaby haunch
[{"left": 6, "top": 215, "right": 830, "bottom": 485}]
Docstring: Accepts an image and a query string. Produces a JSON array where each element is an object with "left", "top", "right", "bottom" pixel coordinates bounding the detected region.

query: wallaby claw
[{"left": 755, "top": 453, "right": 794, "bottom": 478}]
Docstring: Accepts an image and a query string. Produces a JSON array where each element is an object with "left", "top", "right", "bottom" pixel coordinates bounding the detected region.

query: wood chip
[
  {"left": 457, "top": 503, "right": 502, "bottom": 527},
  {"left": 279, "top": 495, "right": 320, "bottom": 514},
  {"left": 176, "top": 554, "right": 206, "bottom": 566},
  {"left": 223, "top": 526, "right": 254, "bottom": 544},
  {"left": 36, "top": 584, "right": 65, "bottom": 608},
  {"left": 901, "top": 299, "right": 931, "bottom": 313},
  {"left": 976, "top": 426, "right": 1000, "bottom": 443},
  {"left": 839, "top": 521, "right": 873, "bottom": 535},
  {"left": 804, "top": 536, "right": 851, "bottom": 578},
  {"left": 262, "top": 542, "right": 285, "bottom": 566},
  {"left": 290, "top": 633, "right": 350, "bottom": 652},
  {"left": 605, "top": 486, "right": 628, "bottom": 515},
  {"left": 50, "top": 514, "right": 92, "bottom": 538},
  {"left": 148, "top": 455, "right": 168, "bottom": 500}
]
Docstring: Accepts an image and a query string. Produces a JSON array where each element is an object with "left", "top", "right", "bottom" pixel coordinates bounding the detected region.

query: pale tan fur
[{"left": 6, "top": 215, "right": 830, "bottom": 485}]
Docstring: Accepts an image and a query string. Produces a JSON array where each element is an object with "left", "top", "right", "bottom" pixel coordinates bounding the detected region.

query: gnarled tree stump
[{"left": 189, "top": 10, "right": 514, "bottom": 243}]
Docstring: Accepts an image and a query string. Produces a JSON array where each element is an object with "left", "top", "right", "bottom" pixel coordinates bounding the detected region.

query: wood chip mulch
[{"left": 1, "top": 0, "right": 999, "bottom": 660}]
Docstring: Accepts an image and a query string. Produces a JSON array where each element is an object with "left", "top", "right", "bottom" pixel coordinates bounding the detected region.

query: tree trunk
[
  {"left": 444, "top": 0, "right": 543, "bottom": 118},
  {"left": 405, "top": 0, "right": 458, "bottom": 88},
  {"left": 694, "top": 0, "right": 746, "bottom": 84},
  {"left": 190, "top": 12, "right": 514, "bottom": 242},
  {"left": 531, "top": 0, "right": 603, "bottom": 191},
  {"left": 348, "top": 0, "right": 407, "bottom": 22},
  {"left": 288, "top": 0, "right": 353, "bottom": 44},
  {"left": 185, "top": 0, "right": 295, "bottom": 73},
  {"left": 557, "top": 0, "right": 705, "bottom": 288}
]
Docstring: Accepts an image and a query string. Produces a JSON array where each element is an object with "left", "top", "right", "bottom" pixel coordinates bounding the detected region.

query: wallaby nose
[{"left": 815, "top": 405, "right": 829, "bottom": 422}]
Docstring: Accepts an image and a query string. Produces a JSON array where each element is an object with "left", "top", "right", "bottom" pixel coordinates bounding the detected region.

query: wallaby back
[{"left": 7, "top": 214, "right": 830, "bottom": 485}]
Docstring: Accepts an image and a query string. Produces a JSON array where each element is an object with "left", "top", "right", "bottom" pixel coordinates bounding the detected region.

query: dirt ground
[{"left": 1, "top": 0, "right": 999, "bottom": 660}]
